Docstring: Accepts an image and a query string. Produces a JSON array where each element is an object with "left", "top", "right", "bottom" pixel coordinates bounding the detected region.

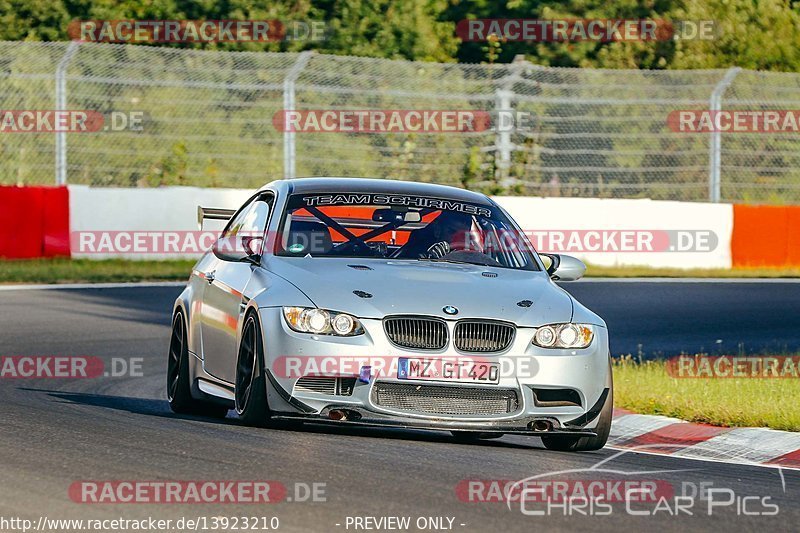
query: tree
[{"left": 0, "top": 0, "right": 70, "bottom": 41}]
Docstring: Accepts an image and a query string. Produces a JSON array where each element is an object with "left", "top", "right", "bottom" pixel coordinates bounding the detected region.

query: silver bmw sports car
[{"left": 168, "top": 177, "right": 612, "bottom": 451}]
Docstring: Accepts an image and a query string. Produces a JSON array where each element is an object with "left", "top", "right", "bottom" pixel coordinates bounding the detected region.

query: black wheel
[
  {"left": 235, "top": 313, "right": 271, "bottom": 426},
  {"left": 167, "top": 311, "right": 228, "bottom": 418},
  {"left": 541, "top": 387, "right": 613, "bottom": 452},
  {"left": 450, "top": 431, "right": 504, "bottom": 442}
]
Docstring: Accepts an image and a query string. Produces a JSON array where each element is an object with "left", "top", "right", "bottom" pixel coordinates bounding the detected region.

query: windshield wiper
[{"left": 417, "top": 257, "right": 472, "bottom": 265}]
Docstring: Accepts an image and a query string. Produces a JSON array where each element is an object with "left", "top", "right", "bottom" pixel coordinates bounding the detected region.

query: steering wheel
[
  {"left": 425, "top": 241, "right": 450, "bottom": 258},
  {"left": 425, "top": 241, "right": 471, "bottom": 259}
]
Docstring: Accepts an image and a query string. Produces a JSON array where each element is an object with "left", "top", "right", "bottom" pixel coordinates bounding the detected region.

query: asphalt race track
[
  {"left": 1, "top": 281, "right": 799, "bottom": 532},
  {"left": 566, "top": 279, "right": 800, "bottom": 356}
]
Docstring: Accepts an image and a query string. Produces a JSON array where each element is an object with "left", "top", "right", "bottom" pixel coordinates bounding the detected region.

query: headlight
[
  {"left": 533, "top": 324, "right": 593, "bottom": 349},
  {"left": 282, "top": 307, "right": 364, "bottom": 336}
]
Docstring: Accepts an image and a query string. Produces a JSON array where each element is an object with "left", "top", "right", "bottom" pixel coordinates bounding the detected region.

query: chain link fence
[{"left": 1, "top": 41, "right": 800, "bottom": 203}]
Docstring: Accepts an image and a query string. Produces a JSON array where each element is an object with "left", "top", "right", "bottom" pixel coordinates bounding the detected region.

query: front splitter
[{"left": 271, "top": 405, "right": 598, "bottom": 437}]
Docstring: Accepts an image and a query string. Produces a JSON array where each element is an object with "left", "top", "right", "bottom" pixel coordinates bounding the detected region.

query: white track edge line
[
  {"left": 606, "top": 445, "right": 800, "bottom": 472},
  {"left": 0, "top": 281, "right": 186, "bottom": 291}
]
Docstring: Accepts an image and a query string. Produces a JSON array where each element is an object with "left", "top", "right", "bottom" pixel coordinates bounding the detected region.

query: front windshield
[{"left": 274, "top": 193, "right": 541, "bottom": 271}]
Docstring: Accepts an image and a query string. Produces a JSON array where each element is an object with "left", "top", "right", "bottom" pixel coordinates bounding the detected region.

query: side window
[{"left": 222, "top": 194, "right": 273, "bottom": 255}]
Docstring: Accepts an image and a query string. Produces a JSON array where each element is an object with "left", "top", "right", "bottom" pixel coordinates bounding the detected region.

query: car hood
[{"left": 264, "top": 257, "right": 573, "bottom": 326}]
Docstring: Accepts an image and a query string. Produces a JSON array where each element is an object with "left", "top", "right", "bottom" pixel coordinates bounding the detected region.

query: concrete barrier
[
  {"left": 496, "top": 196, "right": 734, "bottom": 269},
  {"left": 67, "top": 185, "right": 738, "bottom": 268},
  {"left": 69, "top": 185, "right": 252, "bottom": 260}
]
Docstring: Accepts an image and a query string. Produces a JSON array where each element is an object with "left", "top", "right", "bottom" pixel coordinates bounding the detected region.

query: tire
[
  {"left": 541, "top": 386, "right": 613, "bottom": 452},
  {"left": 235, "top": 312, "right": 271, "bottom": 427},
  {"left": 450, "top": 431, "right": 504, "bottom": 442},
  {"left": 167, "top": 311, "right": 229, "bottom": 418}
]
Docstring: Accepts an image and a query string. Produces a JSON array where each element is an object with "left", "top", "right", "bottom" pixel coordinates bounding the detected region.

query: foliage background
[{"left": 3, "top": 0, "right": 800, "bottom": 71}]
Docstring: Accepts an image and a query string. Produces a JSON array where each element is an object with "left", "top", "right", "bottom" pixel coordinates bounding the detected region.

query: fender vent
[
  {"left": 348, "top": 264, "right": 373, "bottom": 271},
  {"left": 481, "top": 272, "right": 498, "bottom": 278}
]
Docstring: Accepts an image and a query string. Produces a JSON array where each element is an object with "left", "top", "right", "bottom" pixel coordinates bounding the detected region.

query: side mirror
[
  {"left": 541, "top": 253, "right": 586, "bottom": 281},
  {"left": 212, "top": 235, "right": 262, "bottom": 263}
]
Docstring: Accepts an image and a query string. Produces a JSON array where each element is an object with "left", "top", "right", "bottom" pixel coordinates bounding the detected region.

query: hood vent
[
  {"left": 481, "top": 272, "right": 498, "bottom": 278},
  {"left": 353, "top": 290, "right": 373, "bottom": 299},
  {"left": 348, "top": 264, "right": 373, "bottom": 271}
]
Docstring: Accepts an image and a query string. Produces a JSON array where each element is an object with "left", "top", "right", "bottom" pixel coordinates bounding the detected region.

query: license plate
[{"left": 397, "top": 358, "right": 500, "bottom": 384}]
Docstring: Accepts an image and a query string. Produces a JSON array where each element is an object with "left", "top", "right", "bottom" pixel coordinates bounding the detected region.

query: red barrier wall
[
  {"left": 732, "top": 204, "right": 800, "bottom": 267},
  {"left": 0, "top": 186, "right": 70, "bottom": 258}
]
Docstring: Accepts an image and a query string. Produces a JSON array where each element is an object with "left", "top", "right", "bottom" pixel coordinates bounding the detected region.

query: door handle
[{"left": 204, "top": 270, "right": 216, "bottom": 284}]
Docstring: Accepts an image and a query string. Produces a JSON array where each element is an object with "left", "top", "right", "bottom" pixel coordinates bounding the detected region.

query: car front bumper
[{"left": 258, "top": 307, "right": 611, "bottom": 435}]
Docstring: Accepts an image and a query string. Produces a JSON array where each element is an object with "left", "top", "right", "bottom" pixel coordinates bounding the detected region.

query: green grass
[
  {"left": 614, "top": 356, "right": 800, "bottom": 431},
  {"left": 0, "top": 258, "right": 196, "bottom": 284}
]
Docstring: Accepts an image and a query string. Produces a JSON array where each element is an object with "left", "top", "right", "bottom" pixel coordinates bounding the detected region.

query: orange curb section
[{"left": 732, "top": 204, "right": 800, "bottom": 267}]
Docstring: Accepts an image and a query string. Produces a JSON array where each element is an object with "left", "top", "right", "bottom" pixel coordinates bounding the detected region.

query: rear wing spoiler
[{"left": 197, "top": 206, "right": 236, "bottom": 230}]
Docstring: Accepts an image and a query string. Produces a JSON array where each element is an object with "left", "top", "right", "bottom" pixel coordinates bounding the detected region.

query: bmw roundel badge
[{"left": 443, "top": 305, "right": 458, "bottom": 315}]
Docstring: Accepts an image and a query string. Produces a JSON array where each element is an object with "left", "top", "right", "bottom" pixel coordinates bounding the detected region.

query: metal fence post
[
  {"left": 493, "top": 56, "right": 527, "bottom": 185},
  {"left": 54, "top": 41, "right": 81, "bottom": 186},
  {"left": 282, "top": 51, "right": 314, "bottom": 180},
  {"left": 494, "top": 88, "right": 513, "bottom": 180},
  {"left": 708, "top": 67, "right": 742, "bottom": 203}
]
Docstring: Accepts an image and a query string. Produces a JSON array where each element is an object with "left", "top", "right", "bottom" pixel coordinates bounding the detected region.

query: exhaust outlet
[
  {"left": 328, "top": 409, "right": 347, "bottom": 421},
  {"left": 530, "top": 420, "right": 553, "bottom": 432}
]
